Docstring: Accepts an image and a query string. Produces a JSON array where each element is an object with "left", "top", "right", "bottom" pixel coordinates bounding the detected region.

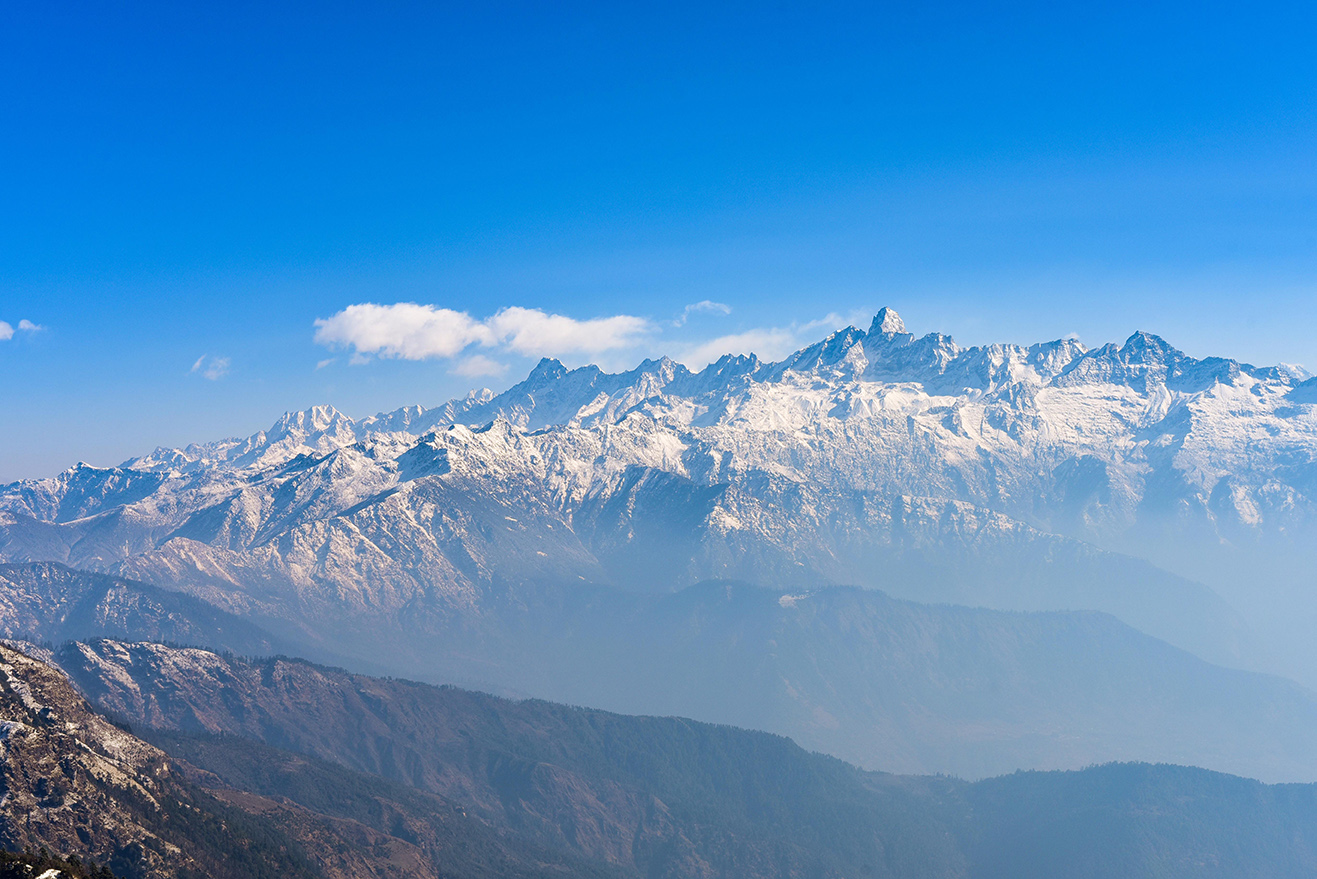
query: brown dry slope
[{"left": 0, "top": 642, "right": 618, "bottom": 879}]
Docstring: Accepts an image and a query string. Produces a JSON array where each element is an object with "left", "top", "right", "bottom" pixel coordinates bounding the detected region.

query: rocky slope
[{"left": 0, "top": 642, "right": 321, "bottom": 878}]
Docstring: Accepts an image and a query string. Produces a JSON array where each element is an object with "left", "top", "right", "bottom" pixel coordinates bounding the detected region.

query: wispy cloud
[
  {"left": 674, "top": 328, "right": 801, "bottom": 368},
  {"left": 674, "top": 300, "right": 732, "bottom": 326},
  {"left": 487, "top": 307, "right": 651, "bottom": 357},
  {"left": 671, "top": 312, "right": 858, "bottom": 368},
  {"left": 313, "top": 302, "right": 653, "bottom": 363},
  {"left": 190, "top": 354, "right": 231, "bottom": 380},
  {"left": 0, "top": 318, "right": 43, "bottom": 341},
  {"left": 313, "top": 300, "right": 878, "bottom": 377},
  {"left": 453, "top": 354, "right": 508, "bottom": 378}
]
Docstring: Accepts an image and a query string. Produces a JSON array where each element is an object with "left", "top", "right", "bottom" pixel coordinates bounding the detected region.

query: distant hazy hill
[
  {"left": 8, "top": 563, "right": 1317, "bottom": 781},
  {"left": 63, "top": 621, "right": 1317, "bottom": 784},
  {"left": 455, "top": 579, "right": 1317, "bottom": 781},
  {"left": 44, "top": 639, "right": 1317, "bottom": 879}
]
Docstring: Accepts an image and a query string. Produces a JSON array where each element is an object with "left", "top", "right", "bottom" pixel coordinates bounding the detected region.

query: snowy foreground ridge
[{"left": 1, "top": 308, "right": 1315, "bottom": 638}]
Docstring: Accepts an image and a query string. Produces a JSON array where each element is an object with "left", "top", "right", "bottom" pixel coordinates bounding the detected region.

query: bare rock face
[
  {"left": 0, "top": 643, "right": 194, "bottom": 877},
  {"left": 0, "top": 644, "right": 413, "bottom": 879}
]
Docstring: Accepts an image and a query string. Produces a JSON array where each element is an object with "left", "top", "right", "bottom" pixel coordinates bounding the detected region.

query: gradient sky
[{"left": 2, "top": 0, "right": 1315, "bottom": 480}]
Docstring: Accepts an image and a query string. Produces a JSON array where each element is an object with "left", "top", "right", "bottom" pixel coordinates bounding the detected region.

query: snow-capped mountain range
[{"left": 2, "top": 308, "right": 1316, "bottom": 680}]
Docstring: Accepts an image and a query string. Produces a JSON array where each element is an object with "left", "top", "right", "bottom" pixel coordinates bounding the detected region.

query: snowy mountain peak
[
  {"left": 527, "top": 357, "right": 569, "bottom": 385},
  {"left": 870, "top": 307, "right": 906, "bottom": 335},
  {"left": 9, "top": 310, "right": 1311, "bottom": 589},
  {"left": 1121, "top": 331, "right": 1177, "bottom": 359},
  {"left": 269, "top": 403, "right": 350, "bottom": 437}
]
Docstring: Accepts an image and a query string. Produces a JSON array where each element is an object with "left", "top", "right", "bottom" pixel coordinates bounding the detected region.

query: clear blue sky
[{"left": 2, "top": 0, "right": 1315, "bottom": 479}]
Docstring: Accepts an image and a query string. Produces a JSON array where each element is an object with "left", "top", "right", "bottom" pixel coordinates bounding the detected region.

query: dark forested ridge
[
  {"left": 0, "top": 641, "right": 671, "bottom": 879},
  {"left": 51, "top": 639, "right": 1317, "bottom": 879}
]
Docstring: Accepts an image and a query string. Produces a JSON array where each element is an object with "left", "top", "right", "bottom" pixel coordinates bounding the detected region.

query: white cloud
[
  {"left": 313, "top": 302, "right": 653, "bottom": 363},
  {"left": 671, "top": 312, "right": 858, "bottom": 369},
  {"left": 797, "top": 312, "right": 854, "bottom": 335},
  {"left": 316, "top": 357, "right": 336, "bottom": 370},
  {"left": 314, "top": 302, "right": 493, "bottom": 361},
  {"left": 486, "top": 307, "right": 651, "bottom": 356},
  {"left": 674, "top": 300, "right": 732, "bottom": 326},
  {"left": 0, "top": 318, "right": 42, "bottom": 341},
  {"left": 452, "top": 354, "right": 508, "bottom": 378},
  {"left": 313, "top": 300, "right": 873, "bottom": 379},
  {"left": 674, "top": 328, "right": 801, "bottom": 368},
  {"left": 190, "top": 354, "right": 230, "bottom": 380}
]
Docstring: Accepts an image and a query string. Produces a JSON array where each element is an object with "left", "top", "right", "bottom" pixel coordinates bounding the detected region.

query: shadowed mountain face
[
  {"left": 39, "top": 639, "right": 1317, "bottom": 879},
  {"left": 961, "top": 764, "right": 1317, "bottom": 879},
  {"left": 0, "top": 642, "right": 649, "bottom": 879}
]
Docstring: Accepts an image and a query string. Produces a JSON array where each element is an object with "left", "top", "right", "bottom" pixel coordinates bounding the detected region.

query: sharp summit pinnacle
[{"left": 870, "top": 307, "right": 906, "bottom": 335}]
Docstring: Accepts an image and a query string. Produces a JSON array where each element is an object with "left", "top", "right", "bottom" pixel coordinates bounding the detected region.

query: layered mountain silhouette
[
  {"left": 0, "top": 641, "right": 633, "bottom": 878},
  {"left": 14, "top": 637, "right": 1315, "bottom": 879}
]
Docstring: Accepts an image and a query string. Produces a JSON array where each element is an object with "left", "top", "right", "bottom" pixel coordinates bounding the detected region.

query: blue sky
[{"left": 2, "top": 0, "right": 1315, "bottom": 479}]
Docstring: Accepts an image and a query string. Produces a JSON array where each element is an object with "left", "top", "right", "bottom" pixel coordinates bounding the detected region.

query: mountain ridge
[
  {"left": 3, "top": 309, "right": 1317, "bottom": 779},
  {"left": 47, "top": 637, "right": 1317, "bottom": 878},
  {"left": 4, "top": 310, "right": 1307, "bottom": 653}
]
